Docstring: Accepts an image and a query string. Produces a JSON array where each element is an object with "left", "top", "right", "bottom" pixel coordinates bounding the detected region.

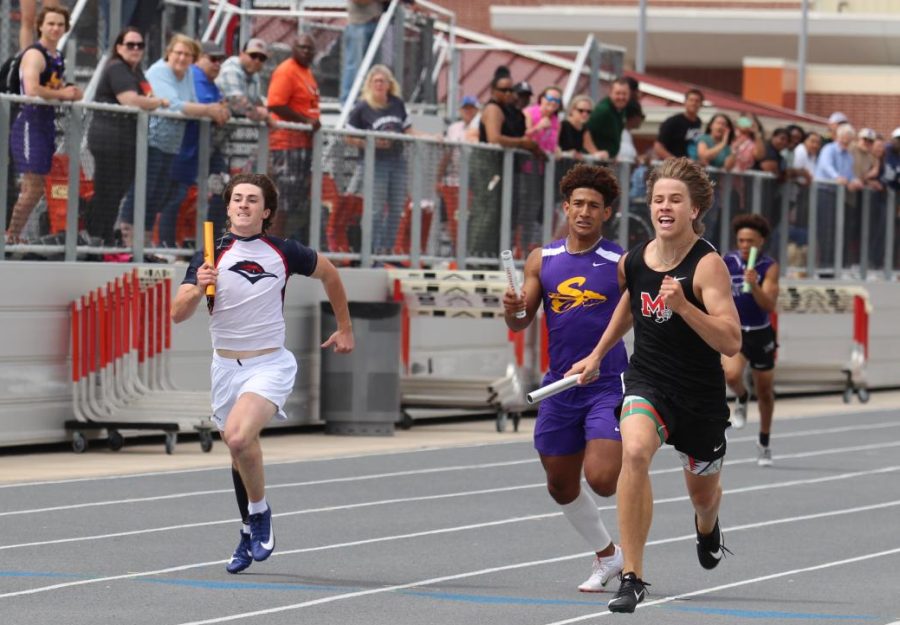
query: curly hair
[
  {"left": 646, "top": 157, "right": 714, "bottom": 235},
  {"left": 732, "top": 213, "right": 771, "bottom": 239},
  {"left": 559, "top": 163, "right": 620, "bottom": 207},
  {"left": 223, "top": 173, "right": 279, "bottom": 233}
]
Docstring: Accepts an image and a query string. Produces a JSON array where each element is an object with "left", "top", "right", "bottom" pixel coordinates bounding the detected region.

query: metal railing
[{"left": 2, "top": 94, "right": 898, "bottom": 280}]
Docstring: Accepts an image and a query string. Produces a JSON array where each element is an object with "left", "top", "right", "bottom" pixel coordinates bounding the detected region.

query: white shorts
[{"left": 210, "top": 347, "right": 298, "bottom": 431}]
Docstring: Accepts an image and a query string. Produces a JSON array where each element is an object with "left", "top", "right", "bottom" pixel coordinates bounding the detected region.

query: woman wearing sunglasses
[
  {"left": 86, "top": 27, "right": 168, "bottom": 245},
  {"left": 524, "top": 86, "right": 563, "bottom": 157},
  {"left": 559, "top": 95, "right": 593, "bottom": 159}
]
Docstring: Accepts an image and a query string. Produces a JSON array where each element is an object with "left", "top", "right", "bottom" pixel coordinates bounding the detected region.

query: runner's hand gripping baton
[
  {"left": 742, "top": 246, "right": 759, "bottom": 293},
  {"left": 204, "top": 221, "right": 215, "bottom": 313},
  {"left": 526, "top": 374, "right": 581, "bottom": 404},
  {"left": 501, "top": 249, "right": 526, "bottom": 319}
]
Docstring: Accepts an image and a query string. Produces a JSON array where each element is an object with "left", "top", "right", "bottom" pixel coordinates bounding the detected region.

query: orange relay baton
[{"left": 204, "top": 221, "right": 215, "bottom": 312}]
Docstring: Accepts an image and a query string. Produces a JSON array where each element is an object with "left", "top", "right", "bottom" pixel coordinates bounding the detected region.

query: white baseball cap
[
  {"left": 828, "top": 111, "right": 848, "bottom": 125},
  {"left": 892, "top": 127, "right": 900, "bottom": 140}
]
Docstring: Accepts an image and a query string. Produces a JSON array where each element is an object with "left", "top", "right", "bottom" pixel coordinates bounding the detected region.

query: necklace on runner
[
  {"left": 566, "top": 236, "right": 603, "bottom": 255},
  {"left": 654, "top": 239, "right": 693, "bottom": 267}
]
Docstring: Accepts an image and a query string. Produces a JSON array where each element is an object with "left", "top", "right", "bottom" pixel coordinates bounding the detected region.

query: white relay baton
[
  {"left": 742, "top": 246, "right": 759, "bottom": 293},
  {"left": 526, "top": 374, "right": 580, "bottom": 404},
  {"left": 501, "top": 249, "right": 526, "bottom": 319}
]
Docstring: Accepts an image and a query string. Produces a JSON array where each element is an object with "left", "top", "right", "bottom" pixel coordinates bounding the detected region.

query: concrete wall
[{"left": 1, "top": 261, "right": 898, "bottom": 447}]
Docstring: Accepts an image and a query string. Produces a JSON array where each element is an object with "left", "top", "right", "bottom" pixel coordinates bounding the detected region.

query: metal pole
[
  {"left": 719, "top": 174, "right": 733, "bottom": 250},
  {"left": 199, "top": 0, "right": 210, "bottom": 38},
  {"left": 499, "top": 150, "right": 514, "bottom": 256},
  {"left": 409, "top": 142, "right": 424, "bottom": 266},
  {"left": 860, "top": 189, "right": 871, "bottom": 279},
  {"left": 834, "top": 184, "right": 845, "bottom": 275},
  {"left": 240, "top": 0, "right": 251, "bottom": 50},
  {"left": 885, "top": 187, "right": 896, "bottom": 280},
  {"left": 806, "top": 182, "right": 817, "bottom": 278},
  {"left": 65, "top": 105, "right": 83, "bottom": 261},
  {"left": 796, "top": 0, "right": 809, "bottom": 114},
  {"left": 361, "top": 135, "right": 376, "bottom": 267},
  {"left": 542, "top": 157, "right": 555, "bottom": 243},
  {"left": 589, "top": 40, "right": 600, "bottom": 103},
  {"left": 617, "top": 161, "right": 631, "bottom": 250},
  {"left": 447, "top": 46, "right": 460, "bottom": 122},
  {"left": 456, "top": 145, "right": 469, "bottom": 268},
  {"left": 133, "top": 111, "right": 149, "bottom": 263},
  {"left": 0, "top": 99, "right": 9, "bottom": 261},
  {"left": 195, "top": 119, "right": 211, "bottom": 245},
  {"left": 309, "top": 130, "right": 324, "bottom": 250},
  {"left": 779, "top": 183, "right": 790, "bottom": 273},
  {"left": 636, "top": 0, "right": 648, "bottom": 73}
]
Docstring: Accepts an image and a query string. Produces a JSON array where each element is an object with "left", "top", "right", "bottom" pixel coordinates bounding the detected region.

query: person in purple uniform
[
  {"left": 503, "top": 163, "right": 626, "bottom": 593},
  {"left": 172, "top": 173, "right": 354, "bottom": 574},
  {"left": 722, "top": 214, "right": 780, "bottom": 466}
]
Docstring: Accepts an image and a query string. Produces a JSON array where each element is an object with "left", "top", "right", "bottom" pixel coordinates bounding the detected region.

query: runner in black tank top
[{"left": 565, "top": 158, "right": 741, "bottom": 613}]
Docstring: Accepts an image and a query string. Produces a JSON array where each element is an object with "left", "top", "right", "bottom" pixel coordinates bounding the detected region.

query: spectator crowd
[{"left": 4, "top": 2, "right": 899, "bottom": 270}]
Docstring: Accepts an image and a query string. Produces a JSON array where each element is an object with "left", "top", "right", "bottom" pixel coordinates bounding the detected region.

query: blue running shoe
[
  {"left": 249, "top": 506, "right": 275, "bottom": 561},
  {"left": 225, "top": 531, "right": 253, "bottom": 574}
]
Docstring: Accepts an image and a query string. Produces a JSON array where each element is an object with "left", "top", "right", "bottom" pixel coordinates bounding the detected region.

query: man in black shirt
[{"left": 654, "top": 89, "right": 703, "bottom": 160}]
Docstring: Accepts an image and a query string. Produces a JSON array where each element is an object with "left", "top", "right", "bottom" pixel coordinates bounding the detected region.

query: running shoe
[
  {"left": 249, "top": 506, "right": 275, "bottom": 561},
  {"left": 757, "top": 443, "right": 773, "bottom": 467},
  {"left": 225, "top": 530, "right": 253, "bottom": 574},
  {"left": 731, "top": 393, "right": 748, "bottom": 429},
  {"left": 695, "top": 515, "right": 731, "bottom": 570},
  {"left": 578, "top": 544, "right": 624, "bottom": 592},
  {"left": 607, "top": 572, "right": 649, "bottom": 613}
]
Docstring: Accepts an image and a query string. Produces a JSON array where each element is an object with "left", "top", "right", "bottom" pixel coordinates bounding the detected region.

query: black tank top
[
  {"left": 478, "top": 99, "right": 525, "bottom": 143},
  {"left": 624, "top": 238, "right": 725, "bottom": 393}
]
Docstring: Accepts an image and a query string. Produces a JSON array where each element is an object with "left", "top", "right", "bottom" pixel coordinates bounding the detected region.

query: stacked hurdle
[
  {"left": 389, "top": 268, "right": 530, "bottom": 432},
  {"left": 771, "top": 284, "right": 871, "bottom": 403},
  {"left": 68, "top": 268, "right": 215, "bottom": 454}
]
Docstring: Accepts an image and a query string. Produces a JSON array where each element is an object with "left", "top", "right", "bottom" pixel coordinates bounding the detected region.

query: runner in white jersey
[{"left": 172, "top": 173, "right": 354, "bottom": 574}]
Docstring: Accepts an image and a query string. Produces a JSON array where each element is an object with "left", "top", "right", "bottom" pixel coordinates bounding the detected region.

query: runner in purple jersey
[
  {"left": 722, "top": 214, "right": 780, "bottom": 466},
  {"left": 503, "top": 163, "right": 626, "bottom": 592}
]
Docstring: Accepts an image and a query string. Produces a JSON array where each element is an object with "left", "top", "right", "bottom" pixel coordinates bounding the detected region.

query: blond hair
[
  {"left": 567, "top": 95, "right": 592, "bottom": 116},
  {"left": 646, "top": 157, "right": 715, "bottom": 236},
  {"left": 164, "top": 33, "right": 200, "bottom": 62},
  {"left": 361, "top": 64, "right": 401, "bottom": 109}
]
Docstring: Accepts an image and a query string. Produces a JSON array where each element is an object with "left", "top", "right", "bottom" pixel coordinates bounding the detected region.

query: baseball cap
[
  {"left": 736, "top": 116, "right": 753, "bottom": 129},
  {"left": 892, "top": 127, "right": 900, "bottom": 139},
  {"left": 828, "top": 111, "right": 848, "bottom": 125},
  {"left": 244, "top": 38, "right": 269, "bottom": 58},
  {"left": 460, "top": 95, "right": 479, "bottom": 109},
  {"left": 858, "top": 127, "right": 877, "bottom": 141},
  {"left": 200, "top": 41, "right": 226, "bottom": 58},
  {"left": 514, "top": 81, "right": 533, "bottom": 95}
]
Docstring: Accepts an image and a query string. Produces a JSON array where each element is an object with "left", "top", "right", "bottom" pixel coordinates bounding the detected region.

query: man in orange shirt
[{"left": 267, "top": 34, "right": 321, "bottom": 242}]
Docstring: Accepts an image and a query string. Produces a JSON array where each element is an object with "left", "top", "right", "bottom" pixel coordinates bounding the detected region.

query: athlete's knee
[
  {"left": 545, "top": 476, "right": 580, "bottom": 505},
  {"left": 584, "top": 467, "right": 618, "bottom": 498},
  {"left": 689, "top": 483, "right": 721, "bottom": 513},
  {"left": 224, "top": 427, "right": 254, "bottom": 457},
  {"left": 620, "top": 440, "right": 653, "bottom": 473}
]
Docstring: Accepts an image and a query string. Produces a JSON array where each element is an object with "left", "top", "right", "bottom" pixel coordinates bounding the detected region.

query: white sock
[
  {"left": 560, "top": 488, "right": 612, "bottom": 553},
  {"left": 241, "top": 523, "right": 250, "bottom": 534},
  {"left": 248, "top": 497, "right": 268, "bottom": 516}
]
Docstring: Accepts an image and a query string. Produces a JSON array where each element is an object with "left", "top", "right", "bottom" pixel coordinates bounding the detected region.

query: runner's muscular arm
[
  {"left": 566, "top": 255, "right": 633, "bottom": 383},
  {"left": 172, "top": 263, "right": 217, "bottom": 323},
  {"left": 663, "top": 253, "right": 741, "bottom": 356},
  {"left": 503, "top": 247, "right": 542, "bottom": 332}
]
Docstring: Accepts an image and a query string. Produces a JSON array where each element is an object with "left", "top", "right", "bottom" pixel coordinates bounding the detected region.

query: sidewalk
[{"left": 2, "top": 391, "right": 897, "bottom": 485}]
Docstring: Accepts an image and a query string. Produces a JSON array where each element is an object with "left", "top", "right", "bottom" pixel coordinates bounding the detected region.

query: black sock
[
  {"left": 759, "top": 432, "right": 770, "bottom": 448},
  {"left": 738, "top": 392, "right": 749, "bottom": 404},
  {"left": 232, "top": 467, "right": 250, "bottom": 526}
]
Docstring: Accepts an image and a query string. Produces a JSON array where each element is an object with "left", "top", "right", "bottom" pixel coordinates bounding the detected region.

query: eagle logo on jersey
[
  {"left": 548, "top": 277, "right": 607, "bottom": 313},
  {"left": 640, "top": 292, "right": 672, "bottom": 323},
  {"left": 228, "top": 260, "right": 277, "bottom": 284}
]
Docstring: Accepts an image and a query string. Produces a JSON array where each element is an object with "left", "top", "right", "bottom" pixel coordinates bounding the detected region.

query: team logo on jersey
[
  {"left": 228, "top": 260, "right": 277, "bottom": 284},
  {"left": 640, "top": 292, "right": 672, "bottom": 323},
  {"left": 548, "top": 277, "right": 607, "bottom": 313}
]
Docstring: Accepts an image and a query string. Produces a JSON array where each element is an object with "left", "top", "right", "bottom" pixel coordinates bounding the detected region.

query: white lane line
[
  {"left": 3, "top": 432, "right": 898, "bottom": 519},
  {"left": 168, "top": 503, "right": 900, "bottom": 625},
  {"left": 540, "top": 546, "right": 900, "bottom": 625},
  {"left": 1, "top": 470, "right": 897, "bottom": 602},
  {"left": 2, "top": 417, "right": 896, "bottom": 490},
  {"left": 4, "top": 465, "right": 894, "bottom": 554}
]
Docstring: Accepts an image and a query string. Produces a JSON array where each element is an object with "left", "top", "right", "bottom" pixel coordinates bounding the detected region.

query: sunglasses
[
  {"left": 496, "top": 87, "right": 514, "bottom": 93},
  {"left": 208, "top": 55, "right": 226, "bottom": 63},
  {"left": 249, "top": 53, "right": 267, "bottom": 62},
  {"left": 123, "top": 41, "right": 145, "bottom": 50},
  {"left": 575, "top": 108, "right": 591, "bottom": 114},
  {"left": 544, "top": 96, "right": 562, "bottom": 104}
]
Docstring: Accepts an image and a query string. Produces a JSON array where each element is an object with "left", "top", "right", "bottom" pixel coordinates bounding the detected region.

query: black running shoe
[
  {"left": 607, "top": 572, "right": 649, "bottom": 613},
  {"left": 695, "top": 516, "right": 731, "bottom": 569}
]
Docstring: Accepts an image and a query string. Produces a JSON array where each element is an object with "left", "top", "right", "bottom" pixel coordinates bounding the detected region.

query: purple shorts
[
  {"left": 533, "top": 374, "right": 624, "bottom": 456},
  {"left": 11, "top": 110, "right": 56, "bottom": 175}
]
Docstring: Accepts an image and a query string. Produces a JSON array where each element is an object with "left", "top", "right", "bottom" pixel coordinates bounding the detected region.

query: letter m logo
[{"left": 640, "top": 291, "right": 669, "bottom": 322}]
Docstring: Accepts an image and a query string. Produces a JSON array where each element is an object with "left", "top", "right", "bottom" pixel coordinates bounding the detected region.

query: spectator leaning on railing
[
  {"left": 158, "top": 41, "right": 231, "bottom": 247},
  {"left": 6, "top": 5, "right": 82, "bottom": 245},
  {"left": 692, "top": 113, "right": 735, "bottom": 170},
  {"left": 215, "top": 38, "right": 270, "bottom": 123},
  {"left": 117, "top": 34, "right": 230, "bottom": 248},
  {"left": 882, "top": 128, "right": 900, "bottom": 193},
  {"left": 558, "top": 95, "right": 592, "bottom": 159},
  {"left": 583, "top": 77, "right": 630, "bottom": 160},
  {"left": 85, "top": 27, "right": 168, "bottom": 246},
  {"left": 267, "top": 34, "right": 321, "bottom": 243},
  {"left": 654, "top": 88, "right": 703, "bottom": 161}
]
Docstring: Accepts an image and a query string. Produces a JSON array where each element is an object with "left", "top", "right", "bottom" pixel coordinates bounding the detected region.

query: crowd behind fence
[{"left": 2, "top": 95, "right": 899, "bottom": 280}]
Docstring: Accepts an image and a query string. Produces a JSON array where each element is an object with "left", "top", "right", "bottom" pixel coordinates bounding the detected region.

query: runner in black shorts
[
  {"left": 568, "top": 158, "right": 741, "bottom": 613},
  {"left": 722, "top": 214, "right": 780, "bottom": 466}
]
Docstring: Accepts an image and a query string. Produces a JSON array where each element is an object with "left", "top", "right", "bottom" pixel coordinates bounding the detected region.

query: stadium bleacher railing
[{"left": 1, "top": 94, "right": 897, "bottom": 281}]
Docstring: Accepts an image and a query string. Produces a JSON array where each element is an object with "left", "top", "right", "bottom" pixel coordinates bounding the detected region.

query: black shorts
[
  {"left": 741, "top": 326, "right": 777, "bottom": 371},
  {"left": 623, "top": 368, "right": 729, "bottom": 462}
]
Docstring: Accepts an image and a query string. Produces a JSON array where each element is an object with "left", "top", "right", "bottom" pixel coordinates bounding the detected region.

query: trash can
[{"left": 320, "top": 301, "right": 401, "bottom": 435}]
